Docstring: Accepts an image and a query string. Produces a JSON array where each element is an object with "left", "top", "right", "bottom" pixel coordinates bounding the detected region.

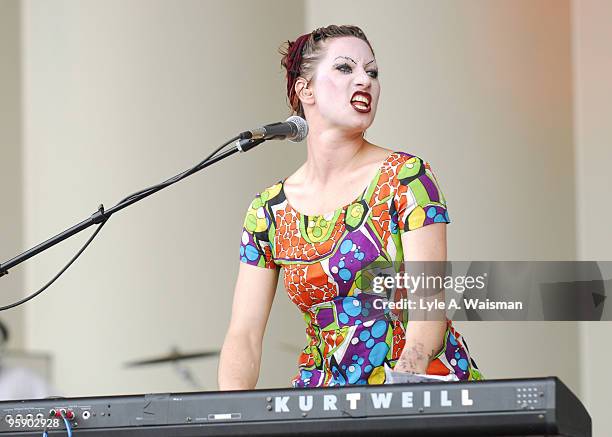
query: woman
[{"left": 218, "top": 25, "right": 482, "bottom": 389}]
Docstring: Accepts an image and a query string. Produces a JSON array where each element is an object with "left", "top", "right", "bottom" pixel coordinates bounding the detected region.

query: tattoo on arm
[{"left": 397, "top": 342, "right": 438, "bottom": 372}]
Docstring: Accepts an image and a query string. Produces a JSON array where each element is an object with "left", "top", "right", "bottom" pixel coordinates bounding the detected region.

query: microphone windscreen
[{"left": 286, "top": 115, "right": 308, "bottom": 142}]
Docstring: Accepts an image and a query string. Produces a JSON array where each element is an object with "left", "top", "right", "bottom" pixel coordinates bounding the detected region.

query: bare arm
[
  {"left": 218, "top": 262, "right": 279, "bottom": 390},
  {"left": 395, "top": 223, "right": 448, "bottom": 373}
]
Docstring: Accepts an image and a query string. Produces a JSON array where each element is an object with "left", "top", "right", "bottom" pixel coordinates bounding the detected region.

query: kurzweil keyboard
[{"left": 0, "top": 377, "right": 591, "bottom": 436}]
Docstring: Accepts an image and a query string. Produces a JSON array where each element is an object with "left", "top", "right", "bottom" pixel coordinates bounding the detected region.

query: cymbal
[{"left": 125, "top": 348, "right": 219, "bottom": 367}]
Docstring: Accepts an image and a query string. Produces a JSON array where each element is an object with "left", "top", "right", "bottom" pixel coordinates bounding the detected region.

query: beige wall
[
  {"left": 572, "top": 1, "right": 612, "bottom": 436},
  {"left": 0, "top": 0, "right": 25, "bottom": 349},
  {"left": 21, "top": 0, "right": 305, "bottom": 394},
  {"left": 573, "top": 1, "right": 612, "bottom": 260}
]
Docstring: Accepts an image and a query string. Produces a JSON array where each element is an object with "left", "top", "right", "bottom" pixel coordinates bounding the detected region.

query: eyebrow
[{"left": 334, "top": 56, "right": 377, "bottom": 67}]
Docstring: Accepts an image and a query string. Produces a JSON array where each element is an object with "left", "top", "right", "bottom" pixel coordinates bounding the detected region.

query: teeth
[{"left": 351, "top": 95, "right": 370, "bottom": 105}]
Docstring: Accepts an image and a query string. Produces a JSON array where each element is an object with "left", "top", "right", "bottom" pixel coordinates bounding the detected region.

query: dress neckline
[{"left": 280, "top": 151, "right": 398, "bottom": 218}]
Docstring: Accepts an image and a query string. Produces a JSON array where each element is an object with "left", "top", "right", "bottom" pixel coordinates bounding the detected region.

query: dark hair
[{"left": 279, "top": 25, "right": 374, "bottom": 117}]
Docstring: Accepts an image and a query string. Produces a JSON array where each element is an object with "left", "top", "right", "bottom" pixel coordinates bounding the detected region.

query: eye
[
  {"left": 367, "top": 70, "right": 379, "bottom": 79},
  {"left": 335, "top": 63, "right": 353, "bottom": 74}
]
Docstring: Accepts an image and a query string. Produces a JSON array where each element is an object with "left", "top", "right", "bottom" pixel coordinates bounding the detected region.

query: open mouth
[{"left": 350, "top": 91, "right": 371, "bottom": 113}]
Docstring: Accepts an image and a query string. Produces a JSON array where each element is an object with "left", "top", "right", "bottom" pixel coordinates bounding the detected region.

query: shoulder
[
  {"left": 247, "top": 181, "right": 284, "bottom": 207},
  {"left": 384, "top": 151, "right": 437, "bottom": 185},
  {"left": 243, "top": 181, "right": 285, "bottom": 233}
]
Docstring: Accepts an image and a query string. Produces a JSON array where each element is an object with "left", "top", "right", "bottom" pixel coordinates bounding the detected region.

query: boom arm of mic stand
[{"left": 0, "top": 137, "right": 267, "bottom": 278}]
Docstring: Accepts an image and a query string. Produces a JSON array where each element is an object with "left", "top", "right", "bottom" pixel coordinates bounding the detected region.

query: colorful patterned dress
[{"left": 239, "top": 151, "right": 483, "bottom": 387}]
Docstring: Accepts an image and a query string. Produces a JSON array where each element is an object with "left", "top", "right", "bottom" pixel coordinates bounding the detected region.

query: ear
[{"left": 294, "top": 77, "right": 314, "bottom": 106}]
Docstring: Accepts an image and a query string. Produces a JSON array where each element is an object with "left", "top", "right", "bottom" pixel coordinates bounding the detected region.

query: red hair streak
[{"left": 286, "top": 33, "right": 310, "bottom": 110}]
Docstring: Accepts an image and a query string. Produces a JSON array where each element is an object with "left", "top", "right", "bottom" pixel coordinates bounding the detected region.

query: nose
[{"left": 354, "top": 67, "right": 372, "bottom": 89}]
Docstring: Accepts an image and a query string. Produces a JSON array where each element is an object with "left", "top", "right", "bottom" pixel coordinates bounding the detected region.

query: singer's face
[{"left": 308, "top": 37, "right": 380, "bottom": 132}]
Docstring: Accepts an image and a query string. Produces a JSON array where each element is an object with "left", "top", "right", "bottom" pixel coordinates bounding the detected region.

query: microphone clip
[{"left": 236, "top": 138, "right": 267, "bottom": 153}]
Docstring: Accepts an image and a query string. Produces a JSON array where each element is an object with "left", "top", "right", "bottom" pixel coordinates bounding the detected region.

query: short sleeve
[
  {"left": 239, "top": 192, "right": 277, "bottom": 269},
  {"left": 395, "top": 155, "right": 451, "bottom": 232}
]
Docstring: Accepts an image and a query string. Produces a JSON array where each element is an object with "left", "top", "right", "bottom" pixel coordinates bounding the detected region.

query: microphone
[{"left": 239, "top": 116, "right": 308, "bottom": 142}]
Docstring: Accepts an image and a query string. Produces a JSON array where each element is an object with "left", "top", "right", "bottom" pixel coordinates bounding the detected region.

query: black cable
[
  {"left": 0, "top": 221, "right": 107, "bottom": 312},
  {"left": 0, "top": 135, "right": 243, "bottom": 311},
  {"left": 117, "top": 135, "right": 239, "bottom": 206}
]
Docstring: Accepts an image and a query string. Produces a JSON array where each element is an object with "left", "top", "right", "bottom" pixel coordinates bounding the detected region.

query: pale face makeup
[{"left": 304, "top": 36, "right": 380, "bottom": 133}]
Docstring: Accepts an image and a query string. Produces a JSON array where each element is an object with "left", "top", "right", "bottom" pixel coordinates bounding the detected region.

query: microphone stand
[{"left": 0, "top": 137, "right": 266, "bottom": 278}]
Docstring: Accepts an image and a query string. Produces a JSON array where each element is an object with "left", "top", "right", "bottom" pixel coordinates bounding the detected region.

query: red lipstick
[{"left": 350, "top": 91, "right": 372, "bottom": 113}]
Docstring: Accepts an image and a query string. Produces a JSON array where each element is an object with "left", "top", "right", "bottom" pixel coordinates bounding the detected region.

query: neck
[{"left": 301, "top": 127, "right": 368, "bottom": 185}]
